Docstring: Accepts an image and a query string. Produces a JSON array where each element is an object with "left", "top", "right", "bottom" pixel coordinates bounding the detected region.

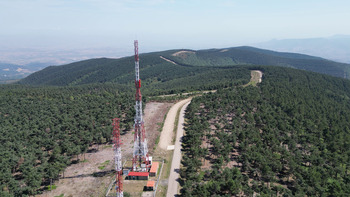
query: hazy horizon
[
  {"left": 1, "top": 0, "right": 350, "bottom": 65},
  {"left": 2, "top": 1, "right": 350, "bottom": 48}
]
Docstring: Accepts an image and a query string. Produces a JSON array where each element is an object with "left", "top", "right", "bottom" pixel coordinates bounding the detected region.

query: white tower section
[
  {"left": 132, "top": 40, "right": 149, "bottom": 171},
  {"left": 112, "top": 118, "right": 123, "bottom": 197}
]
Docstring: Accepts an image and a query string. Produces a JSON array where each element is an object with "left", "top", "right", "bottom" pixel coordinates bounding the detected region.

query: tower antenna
[
  {"left": 112, "top": 118, "right": 123, "bottom": 197},
  {"left": 132, "top": 40, "right": 149, "bottom": 171}
]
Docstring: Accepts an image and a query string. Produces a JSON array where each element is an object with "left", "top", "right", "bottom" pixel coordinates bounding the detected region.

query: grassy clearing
[
  {"left": 172, "top": 107, "right": 182, "bottom": 143},
  {"left": 123, "top": 180, "right": 147, "bottom": 197},
  {"left": 155, "top": 135, "right": 160, "bottom": 145},
  {"left": 243, "top": 81, "right": 257, "bottom": 87},
  {"left": 98, "top": 160, "right": 110, "bottom": 170},
  {"left": 157, "top": 122, "right": 163, "bottom": 131},
  {"left": 156, "top": 184, "right": 167, "bottom": 197},
  {"left": 152, "top": 151, "right": 173, "bottom": 197},
  {"left": 162, "top": 152, "right": 174, "bottom": 180},
  {"left": 47, "top": 184, "right": 57, "bottom": 191},
  {"left": 104, "top": 145, "right": 113, "bottom": 149}
]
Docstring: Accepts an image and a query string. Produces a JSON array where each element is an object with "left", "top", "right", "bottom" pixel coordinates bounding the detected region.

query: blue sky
[{"left": 1, "top": 0, "right": 350, "bottom": 51}]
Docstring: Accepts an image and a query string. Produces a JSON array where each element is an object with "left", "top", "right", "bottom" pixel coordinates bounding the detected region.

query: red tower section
[
  {"left": 132, "top": 40, "right": 149, "bottom": 171},
  {"left": 112, "top": 118, "right": 123, "bottom": 197}
]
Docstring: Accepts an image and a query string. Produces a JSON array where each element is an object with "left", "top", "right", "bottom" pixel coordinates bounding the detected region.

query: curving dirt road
[
  {"left": 166, "top": 100, "right": 191, "bottom": 197},
  {"left": 158, "top": 98, "right": 192, "bottom": 150}
]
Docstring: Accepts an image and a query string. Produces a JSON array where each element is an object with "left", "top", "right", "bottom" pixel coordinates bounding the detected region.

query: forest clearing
[{"left": 38, "top": 102, "right": 172, "bottom": 197}]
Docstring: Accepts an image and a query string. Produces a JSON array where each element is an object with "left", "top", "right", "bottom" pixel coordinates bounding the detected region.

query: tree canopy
[{"left": 181, "top": 66, "right": 350, "bottom": 196}]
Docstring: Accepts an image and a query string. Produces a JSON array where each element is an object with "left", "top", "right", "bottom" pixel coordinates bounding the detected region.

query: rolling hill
[
  {"left": 19, "top": 46, "right": 350, "bottom": 87},
  {"left": 2, "top": 46, "right": 350, "bottom": 196}
]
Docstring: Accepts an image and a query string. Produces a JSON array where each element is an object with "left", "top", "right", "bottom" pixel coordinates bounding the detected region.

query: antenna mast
[
  {"left": 112, "top": 118, "right": 123, "bottom": 197},
  {"left": 132, "top": 40, "right": 149, "bottom": 171}
]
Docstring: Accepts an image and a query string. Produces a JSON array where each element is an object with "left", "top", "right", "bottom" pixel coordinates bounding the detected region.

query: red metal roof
[
  {"left": 150, "top": 162, "right": 159, "bottom": 173},
  {"left": 147, "top": 180, "right": 155, "bottom": 187},
  {"left": 128, "top": 172, "right": 149, "bottom": 177}
]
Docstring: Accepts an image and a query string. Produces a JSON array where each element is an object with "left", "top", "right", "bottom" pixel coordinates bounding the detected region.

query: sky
[{"left": 1, "top": 0, "right": 350, "bottom": 53}]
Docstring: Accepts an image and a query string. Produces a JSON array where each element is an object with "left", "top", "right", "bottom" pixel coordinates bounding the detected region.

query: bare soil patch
[
  {"left": 144, "top": 102, "right": 173, "bottom": 154},
  {"left": 243, "top": 70, "right": 263, "bottom": 87},
  {"left": 38, "top": 102, "right": 172, "bottom": 197},
  {"left": 251, "top": 70, "right": 263, "bottom": 84},
  {"left": 38, "top": 145, "right": 115, "bottom": 197},
  {"left": 159, "top": 56, "right": 178, "bottom": 65},
  {"left": 171, "top": 50, "right": 195, "bottom": 59}
]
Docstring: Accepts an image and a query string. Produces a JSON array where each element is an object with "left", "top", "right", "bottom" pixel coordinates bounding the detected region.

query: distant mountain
[
  {"left": 0, "top": 62, "right": 48, "bottom": 83},
  {"left": 19, "top": 46, "right": 350, "bottom": 86},
  {"left": 0, "top": 62, "right": 31, "bottom": 83},
  {"left": 253, "top": 35, "right": 350, "bottom": 63},
  {"left": 0, "top": 47, "right": 129, "bottom": 67},
  {"left": 0, "top": 46, "right": 131, "bottom": 83}
]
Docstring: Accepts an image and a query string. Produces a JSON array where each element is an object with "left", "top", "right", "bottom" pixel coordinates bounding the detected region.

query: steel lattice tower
[
  {"left": 132, "top": 40, "right": 149, "bottom": 171},
  {"left": 112, "top": 118, "right": 123, "bottom": 197}
]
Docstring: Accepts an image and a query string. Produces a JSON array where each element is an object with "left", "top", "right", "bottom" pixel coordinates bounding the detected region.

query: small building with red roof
[
  {"left": 127, "top": 171, "right": 149, "bottom": 180},
  {"left": 149, "top": 162, "right": 159, "bottom": 177},
  {"left": 146, "top": 180, "right": 155, "bottom": 190}
]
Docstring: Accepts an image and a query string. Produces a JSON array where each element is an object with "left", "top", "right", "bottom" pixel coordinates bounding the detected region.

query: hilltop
[{"left": 18, "top": 46, "right": 350, "bottom": 87}]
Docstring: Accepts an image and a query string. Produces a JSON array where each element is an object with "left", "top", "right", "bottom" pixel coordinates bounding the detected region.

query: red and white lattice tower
[
  {"left": 112, "top": 118, "right": 123, "bottom": 197},
  {"left": 132, "top": 40, "right": 149, "bottom": 171}
]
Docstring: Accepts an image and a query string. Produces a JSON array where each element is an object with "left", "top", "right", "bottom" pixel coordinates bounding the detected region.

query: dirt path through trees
[
  {"left": 158, "top": 98, "right": 192, "bottom": 150},
  {"left": 166, "top": 100, "right": 191, "bottom": 197},
  {"left": 160, "top": 56, "right": 178, "bottom": 65}
]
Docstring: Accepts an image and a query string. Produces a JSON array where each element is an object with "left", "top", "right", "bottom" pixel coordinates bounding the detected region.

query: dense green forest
[
  {"left": 180, "top": 66, "right": 350, "bottom": 196},
  {"left": 19, "top": 46, "right": 350, "bottom": 86},
  {"left": 18, "top": 56, "right": 250, "bottom": 93},
  {"left": 164, "top": 47, "right": 350, "bottom": 78},
  {"left": 0, "top": 65, "right": 249, "bottom": 196},
  {"left": 3, "top": 46, "right": 350, "bottom": 196},
  {"left": 0, "top": 84, "right": 136, "bottom": 196}
]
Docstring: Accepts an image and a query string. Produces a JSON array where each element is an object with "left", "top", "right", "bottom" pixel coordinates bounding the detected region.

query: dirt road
[
  {"left": 158, "top": 98, "right": 192, "bottom": 150},
  {"left": 160, "top": 56, "right": 178, "bottom": 65},
  {"left": 166, "top": 100, "right": 191, "bottom": 197}
]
